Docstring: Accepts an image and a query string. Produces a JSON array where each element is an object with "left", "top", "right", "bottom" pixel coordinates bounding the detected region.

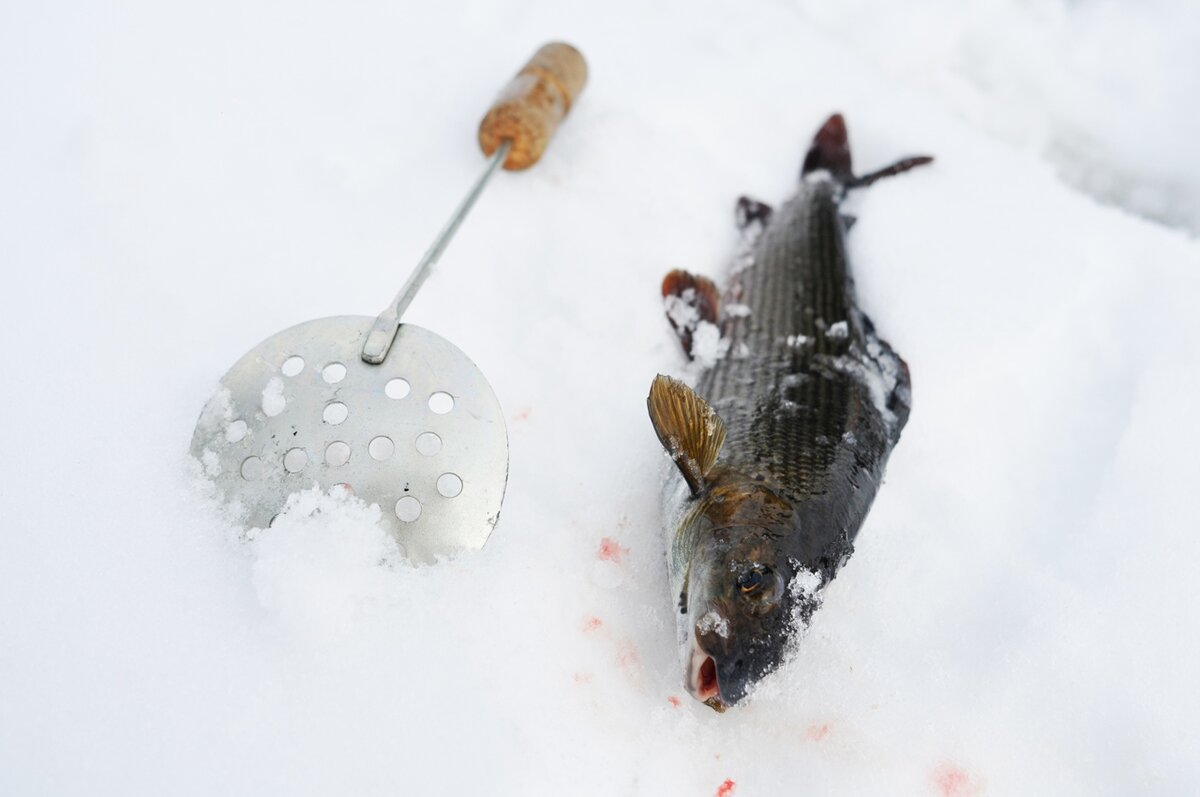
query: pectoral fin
[
  {"left": 735, "top": 196, "right": 773, "bottom": 237},
  {"left": 662, "top": 270, "right": 720, "bottom": 360},
  {"left": 647, "top": 375, "right": 726, "bottom": 496}
]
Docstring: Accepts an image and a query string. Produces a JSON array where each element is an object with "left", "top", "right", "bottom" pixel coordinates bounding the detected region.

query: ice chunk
[
  {"left": 698, "top": 610, "right": 730, "bottom": 639},
  {"left": 690, "top": 321, "right": 729, "bottom": 368}
]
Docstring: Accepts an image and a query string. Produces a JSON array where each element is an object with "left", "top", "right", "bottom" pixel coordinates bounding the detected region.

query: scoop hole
[
  {"left": 385, "top": 378, "right": 410, "bottom": 399},
  {"left": 322, "top": 362, "right": 347, "bottom": 384},
  {"left": 323, "top": 401, "right": 349, "bottom": 425},
  {"left": 415, "top": 432, "right": 442, "bottom": 456},
  {"left": 283, "top": 447, "right": 308, "bottom": 473},
  {"left": 395, "top": 495, "right": 421, "bottom": 522},
  {"left": 436, "top": 473, "right": 463, "bottom": 498},
  {"left": 368, "top": 436, "right": 395, "bottom": 461},
  {"left": 281, "top": 355, "right": 305, "bottom": 377},
  {"left": 240, "top": 456, "right": 263, "bottom": 481},
  {"left": 325, "top": 441, "right": 351, "bottom": 467},
  {"left": 225, "top": 419, "right": 248, "bottom": 443},
  {"left": 428, "top": 391, "right": 454, "bottom": 414}
]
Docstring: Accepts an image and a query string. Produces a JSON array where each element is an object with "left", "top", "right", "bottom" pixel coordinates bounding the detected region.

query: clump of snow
[
  {"left": 194, "top": 386, "right": 233, "bottom": 437},
  {"left": 698, "top": 610, "right": 730, "bottom": 639},
  {"left": 803, "top": 169, "right": 837, "bottom": 186},
  {"left": 790, "top": 568, "right": 824, "bottom": 600},
  {"left": 724, "top": 303, "right": 751, "bottom": 318},
  {"left": 786, "top": 334, "right": 809, "bottom": 348},
  {"left": 248, "top": 487, "right": 405, "bottom": 639},
  {"left": 200, "top": 449, "right": 220, "bottom": 477},
  {"left": 664, "top": 288, "right": 700, "bottom": 330},
  {"left": 826, "top": 320, "right": 849, "bottom": 339},
  {"left": 260, "top": 377, "right": 285, "bottom": 417},
  {"left": 224, "top": 419, "right": 248, "bottom": 443},
  {"left": 689, "top": 321, "right": 729, "bottom": 368}
]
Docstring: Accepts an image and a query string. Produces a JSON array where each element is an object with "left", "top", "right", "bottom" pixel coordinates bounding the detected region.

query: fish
[{"left": 647, "top": 114, "right": 931, "bottom": 711}]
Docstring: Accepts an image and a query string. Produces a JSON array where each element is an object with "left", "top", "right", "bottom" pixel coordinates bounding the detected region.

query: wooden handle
[{"left": 478, "top": 42, "right": 587, "bottom": 171}]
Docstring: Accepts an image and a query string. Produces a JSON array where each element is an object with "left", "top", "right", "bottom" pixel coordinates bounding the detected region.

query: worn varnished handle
[{"left": 478, "top": 42, "right": 587, "bottom": 171}]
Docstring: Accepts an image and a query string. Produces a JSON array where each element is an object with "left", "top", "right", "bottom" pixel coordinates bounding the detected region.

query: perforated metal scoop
[{"left": 191, "top": 43, "right": 587, "bottom": 563}]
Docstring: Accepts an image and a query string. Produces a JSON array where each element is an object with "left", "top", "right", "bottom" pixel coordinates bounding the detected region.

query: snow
[
  {"left": 797, "top": 0, "right": 1200, "bottom": 233},
  {"left": 260, "top": 377, "right": 287, "bottom": 417},
  {"left": 790, "top": 568, "right": 823, "bottom": 600},
  {"left": 664, "top": 288, "right": 701, "bottom": 329},
  {"left": 689, "top": 320, "right": 729, "bottom": 368},
  {"left": 3, "top": 0, "right": 1200, "bottom": 795}
]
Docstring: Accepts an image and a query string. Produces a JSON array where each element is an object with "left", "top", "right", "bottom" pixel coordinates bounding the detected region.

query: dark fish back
[{"left": 698, "top": 179, "right": 909, "bottom": 510}]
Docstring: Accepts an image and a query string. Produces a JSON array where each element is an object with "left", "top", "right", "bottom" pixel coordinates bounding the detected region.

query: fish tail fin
[
  {"left": 802, "top": 113, "right": 854, "bottom": 182},
  {"left": 801, "top": 113, "right": 933, "bottom": 190}
]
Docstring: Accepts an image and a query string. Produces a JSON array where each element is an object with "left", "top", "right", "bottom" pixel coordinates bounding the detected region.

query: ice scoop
[{"left": 191, "top": 43, "right": 587, "bottom": 563}]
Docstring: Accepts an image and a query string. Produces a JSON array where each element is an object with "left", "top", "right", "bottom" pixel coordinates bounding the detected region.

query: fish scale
[{"left": 700, "top": 179, "right": 895, "bottom": 504}]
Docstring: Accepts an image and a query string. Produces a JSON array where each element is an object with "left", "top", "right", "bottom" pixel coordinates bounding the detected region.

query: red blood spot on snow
[
  {"left": 616, "top": 641, "right": 639, "bottom": 669},
  {"left": 597, "top": 537, "right": 628, "bottom": 563},
  {"left": 667, "top": 696, "right": 681, "bottom": 707},
  {"left": 582, "top": 616, "right": 603, "bottom": 632},
  {"left": 715, "top": 779, "right": 736, "bottom": 797},
  {"left": 932, "top": 763, "right": 979, "bottom": 797},
  {"left": 805, "top": 723, "right": 831, "bottom": 741}
]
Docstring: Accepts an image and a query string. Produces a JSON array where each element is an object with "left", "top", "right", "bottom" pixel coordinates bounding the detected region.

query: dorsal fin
[{"left": 647, "top": 375, "right": 726, "bottom": 496}]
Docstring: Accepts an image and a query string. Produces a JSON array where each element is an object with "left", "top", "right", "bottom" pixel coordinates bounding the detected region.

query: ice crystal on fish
[
  {"left": 698, "top": 610, "right": 730, "bottom": 638},
  {"left": 691, "top": 321, "right": 729, "bottom": 368}
]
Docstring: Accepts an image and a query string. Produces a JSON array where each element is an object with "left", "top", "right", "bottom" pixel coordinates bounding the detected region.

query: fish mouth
[{"left": 689, "top": 644, "right": 727, "bottom": 712}]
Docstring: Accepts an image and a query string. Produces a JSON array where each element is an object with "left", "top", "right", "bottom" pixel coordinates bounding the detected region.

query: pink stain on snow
[
  {"left": 805, "top": 723, "right": 831, "bottom": 741},
  {"left": 667, "top": 695, "right": 682, "bottom": 707},
  {"left": 715, "top": 779, "right": 736, "bottom": 797},
  {"left": 932, "top": 763, "right": 981, "bottom": 796},
  {"left": 597, "top": 537, "right": 628, "bottom": 563},
  {"left": 615, "top": 640, "right": 639, "bottom": 669},
  {"left": 573, "top": 671, "right": 592, "bottom": 684},
  {"left": 582, "top": 616, "right": 603, "bottom": 633}
]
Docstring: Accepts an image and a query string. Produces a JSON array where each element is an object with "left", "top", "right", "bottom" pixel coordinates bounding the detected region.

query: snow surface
[{"left": 3, "top": 0, "right": 1200, "bottom": 795}]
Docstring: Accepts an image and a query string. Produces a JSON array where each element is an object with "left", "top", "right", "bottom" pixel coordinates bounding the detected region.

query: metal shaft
[{"left": 361, "top": 139, "right": 512, "bottom": 364}]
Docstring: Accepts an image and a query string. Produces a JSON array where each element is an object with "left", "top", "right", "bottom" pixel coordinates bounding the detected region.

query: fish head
[{"left": 684, "top": 525, "right": 794, "bottom": 711}]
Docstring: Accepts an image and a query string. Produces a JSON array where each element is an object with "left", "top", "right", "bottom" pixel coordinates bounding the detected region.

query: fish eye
[{"left": 737, "top": 568, "right": 765, "bottom": 594}]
